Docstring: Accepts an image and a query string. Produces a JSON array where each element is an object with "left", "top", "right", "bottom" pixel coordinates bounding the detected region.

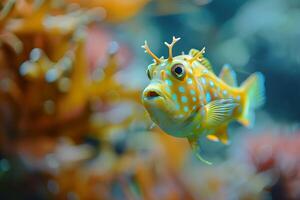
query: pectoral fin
[
  {"left": 219, "top": 64, "right": 237, "bottom": 87},
  {"left": 187, "top": 136, "right": 212, "bottom": 165},
  {"left": 203, "top": 99, "right": 238, "bottom": 128}
]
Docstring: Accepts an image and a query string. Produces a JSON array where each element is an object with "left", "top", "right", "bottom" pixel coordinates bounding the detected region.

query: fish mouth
[{"left": 144, "top": 89, "right": 162, "bottom": 100}]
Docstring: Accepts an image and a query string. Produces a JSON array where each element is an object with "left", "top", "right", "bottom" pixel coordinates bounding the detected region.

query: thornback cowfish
[{"left": 141, "top": 37, "right": 266, "bottom": 164}]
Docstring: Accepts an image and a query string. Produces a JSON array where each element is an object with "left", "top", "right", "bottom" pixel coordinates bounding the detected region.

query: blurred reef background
[{"left": 0, "top": 0, "right": 299, "bottom": 200}]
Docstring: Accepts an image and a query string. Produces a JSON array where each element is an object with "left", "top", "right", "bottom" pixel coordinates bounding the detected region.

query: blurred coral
[
  {"left": 66, "top": 0, "right": 150, "bottom": 22},
  {"left": 0, "top": 1, "right": 196, "bottom": 200},
  {"left": 240, "top": 133, "right": 300, "bottom": 200}
]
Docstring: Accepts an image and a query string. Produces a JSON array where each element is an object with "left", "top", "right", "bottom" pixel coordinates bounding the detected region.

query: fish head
[{"left": 142, "top": 55, "right": 202, "bottom": 137}]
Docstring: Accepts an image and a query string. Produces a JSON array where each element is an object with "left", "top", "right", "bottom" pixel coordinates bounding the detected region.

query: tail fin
[{"left": 237, "top": 72, "right": 265, "bottom": 127}]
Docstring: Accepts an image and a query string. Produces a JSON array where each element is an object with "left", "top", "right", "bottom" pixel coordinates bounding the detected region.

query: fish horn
[
  {"left": 164, "top": 36, "right": 181, "bottom": 62},
  {"left": 141, "top": 41, "right": 161, "bottom": 64}
]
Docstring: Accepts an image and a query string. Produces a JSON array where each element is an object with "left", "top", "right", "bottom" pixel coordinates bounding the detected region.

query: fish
[{"left": 141, "top": 37, "right": 266, "bottom": 164}]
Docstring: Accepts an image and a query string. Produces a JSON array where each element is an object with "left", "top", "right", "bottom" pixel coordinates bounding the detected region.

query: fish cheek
[
  {"left": 182, "top": 81, "right": 197, "bottom": 109},
  {"left": 164, "top": 81, "right": 180, "bottom": 114}
]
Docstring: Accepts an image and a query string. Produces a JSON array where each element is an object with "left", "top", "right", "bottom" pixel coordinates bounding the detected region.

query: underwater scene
[{"left": 0, "top": 0, "right": 299, "bottom": 200}]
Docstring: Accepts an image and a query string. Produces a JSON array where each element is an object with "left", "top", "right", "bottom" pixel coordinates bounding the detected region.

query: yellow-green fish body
[{"left": 141, "top": 37, "right": 265, "bottom": 164}]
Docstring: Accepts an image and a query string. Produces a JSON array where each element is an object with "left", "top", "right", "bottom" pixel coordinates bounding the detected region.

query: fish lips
[
  {"left": 142, "top": 86, "right": 176, "bottom": 117},
  {"left": 142, "top": 87, "right": 165, "bottom": 102}
]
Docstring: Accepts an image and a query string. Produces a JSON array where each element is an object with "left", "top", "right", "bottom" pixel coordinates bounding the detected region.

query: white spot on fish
[
  {"left": 179, "top": 86, "right": 185, "bottom": 93},
  {"left": 187, "top": 78, "right": 193, "bottom": 85},
  {"left": 209, "top": 81, "right": 214, "bottom": 87},
  {"left": 165, "top": 79, "right": 172, "bottom": 86},
  {"left": 172, "top": 93, "right": 177, "bottom": 101},
  {"left": 181, "top": 96, "right": 188, "bottom": 103},
  {"left": 190, "top": 90, "right": 196, "bottom": 95},
  {"left": 184, "top": 106, "right": 188, "bottom": 112},
  {"left": 206, "top": 92, "right": 211, "bottom": 102}
]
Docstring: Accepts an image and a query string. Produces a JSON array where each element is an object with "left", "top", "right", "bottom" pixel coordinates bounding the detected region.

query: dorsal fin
[
  {"left": 189, "top": 48, "right": 214, "bottom": 73},
  {"left": 219, "top": 64, "right": 238, "bottom": 87}
]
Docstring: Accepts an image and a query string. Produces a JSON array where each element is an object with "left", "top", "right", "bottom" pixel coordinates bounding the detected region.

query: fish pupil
[{"left": 175, "top": 66, "right": 183, "bottom": 75}]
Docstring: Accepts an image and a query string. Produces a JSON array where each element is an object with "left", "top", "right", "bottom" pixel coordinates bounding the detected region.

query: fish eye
[
  {"left": 171, "top": 63, "right": 185, "bottom": 80},
  {"left": 146, "top": 69, "right": 151, "bottom": 80}
]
